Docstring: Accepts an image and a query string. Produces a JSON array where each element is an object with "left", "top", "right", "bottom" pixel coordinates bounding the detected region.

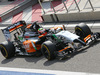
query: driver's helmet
[{"left": 38, "top": 28, "right": 46, "bottom": 34}]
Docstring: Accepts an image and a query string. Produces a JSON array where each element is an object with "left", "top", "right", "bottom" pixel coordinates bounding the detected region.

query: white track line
[
  {"left": 0, "top": 17, "right": 12, "bottom": 25},
  {"left": 0, "top": 67, "right": 99, "bottom": 75},
  {"left": 0, "top": 27, "right": 7, "bottom": 29},
  {"left": 0, "top": 22, "right": 100, "bottom": 30}
]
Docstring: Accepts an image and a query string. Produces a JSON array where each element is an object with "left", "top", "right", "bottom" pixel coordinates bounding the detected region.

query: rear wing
[{"left": 2, "top": 21, "right": 26, "bottom": 41}]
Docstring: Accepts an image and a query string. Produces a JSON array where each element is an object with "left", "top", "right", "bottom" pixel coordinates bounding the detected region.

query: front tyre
[
  {"left": 41, "top": 41, "right": 56, "bottom": 60},
  {"left": 75, "top": 23, "right": 92, "bottom": 38},
  {"left": 0, "top": 41, "right": 15, "bottom": 59}
]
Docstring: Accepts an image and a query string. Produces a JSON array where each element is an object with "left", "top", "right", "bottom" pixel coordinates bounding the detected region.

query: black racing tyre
[
  {"left": 75, "top": 23, "right": 92, "bottom": 38},
  {"left": 0, "top": 41, "right": 15, "bottom": 59},
  {"left": 41, "top": 41, "right": 56, "bottom": 60}
]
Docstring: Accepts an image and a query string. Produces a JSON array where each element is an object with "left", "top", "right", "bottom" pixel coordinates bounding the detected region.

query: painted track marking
[{"left": 0, "top": 67, "right": 100, "bottom": 75}]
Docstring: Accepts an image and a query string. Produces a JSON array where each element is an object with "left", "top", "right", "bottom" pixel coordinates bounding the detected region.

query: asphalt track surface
[{"left": 0, "top": 23, "right": 100, "bottom": 74}]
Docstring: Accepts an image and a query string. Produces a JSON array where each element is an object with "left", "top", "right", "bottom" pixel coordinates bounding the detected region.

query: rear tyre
[
  {"left": 75, "top": 23, "right": 92, "bottom": 38},
  {"left": 41, "top": 41, "right": 56, "bottom": 60},
  {"left": 0, "top": 41, "right": 15, "bottom": 59}
]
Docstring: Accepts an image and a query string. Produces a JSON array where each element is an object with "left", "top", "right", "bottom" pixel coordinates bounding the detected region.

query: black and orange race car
[
  {"left": 1, "top": 20, "right": 99, "bottom": 60},
  {"left": 0, "top": 21, "right": 64, "bottom": 59}
]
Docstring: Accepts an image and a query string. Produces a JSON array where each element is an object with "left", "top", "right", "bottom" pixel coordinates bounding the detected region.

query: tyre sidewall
[
  {"left": 0, "top": 41, "right": 15, "bottom": 59},
  {"left": 41, "top": 41, "right": 56, "bottom": 60}
]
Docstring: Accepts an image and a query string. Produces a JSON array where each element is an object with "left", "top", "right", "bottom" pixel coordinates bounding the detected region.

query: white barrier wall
[{"left": 42, "top": 10, "right": 100, "bottom": 22}]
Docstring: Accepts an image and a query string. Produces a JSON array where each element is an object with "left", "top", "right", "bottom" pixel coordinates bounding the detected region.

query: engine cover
[{"left": 23, "top": 40, "right": 41, "bottom": 53}]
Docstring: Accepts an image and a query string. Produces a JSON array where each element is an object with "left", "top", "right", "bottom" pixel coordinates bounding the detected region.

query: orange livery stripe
[{"left": 9, "top": 24, "right": 23, "bottom": 32}]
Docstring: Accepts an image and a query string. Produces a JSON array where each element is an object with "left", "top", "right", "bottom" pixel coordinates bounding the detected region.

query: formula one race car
[
  {"left": 41, "top": 23, "right": 100, "bottom": 60},
  {"left": 0, "top": 21, "right": 64, "bottom": 59}
]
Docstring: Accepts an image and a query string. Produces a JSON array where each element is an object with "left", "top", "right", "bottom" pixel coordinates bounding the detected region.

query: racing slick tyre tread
[
  {"left": 0, "top": 41, "right": 15, "bottom": 59},
  {"left": 41, "top": 41, "right": 56, "bottom": 60},
  {"left": 75, "top": 23, "right": 92, "bottom": 38}
]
